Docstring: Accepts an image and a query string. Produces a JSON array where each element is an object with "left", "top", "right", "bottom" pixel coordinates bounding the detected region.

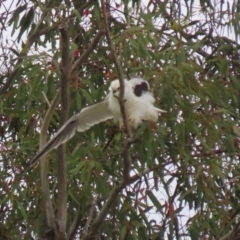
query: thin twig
[
  {"left": 17, "top": 89, "right": 61, "bottom": 174},
  {"left": 84, "top": 167, "right": 154, "bottom": 240},
  {"left": 219, "top": 231, "right": 232, "bottom": 240},
  {"left": 67, "top": 209, "right": 80, "bottom": 240},
  {"left": 217, "top": 206, "right": 240, "bottom": 240},
  {"left": 71, "top": 28, "right": 105, "bottom": 73},
  {"left": 101, "top": 0, "right": 133, "bottom": 184},
  {"left": 0, "top": 0, "right": 56, "bottom": 95},
  {"left": 56, "top": 22, "right": 71, "bottom": 236},
  {"left": 18, "top": 89, "right": 61, "bottom": 229},
  {"left": 67, "top": 197, "right": 105, "bottom": 240},
  {"left": 0, "top": 0, "right": 97, "bottom": 94},
  {"left": 122, "top": 138, "right": 139, "bottom": 182},
  {"left": 83, "top": 197, "right": 97, "bottom": 238},
  {"left": 84, "top": 182, "right": 125, "bottom": 240},
  {"left": 77, "top": 0, "right": 96, "bottom": 12},
  {"left": 40, "top": 89, "right": 61, "bottom": 229},
  {"left": 100, "top": 0, "right": 132, "bottom": 139},
  {"left": 42, "top": 91, "right": 51, "bottom": 107},
  {"left": 83, "top": 3, "right": 137, "bottom": 238}
]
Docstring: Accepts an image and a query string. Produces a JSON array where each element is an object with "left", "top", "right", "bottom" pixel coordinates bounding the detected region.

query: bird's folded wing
[
  {"left": 76, "top": 99, "right": 113, "bottom": 132},
  {"left": 29, "top": 99, "right": 113, "bottom": 167}
]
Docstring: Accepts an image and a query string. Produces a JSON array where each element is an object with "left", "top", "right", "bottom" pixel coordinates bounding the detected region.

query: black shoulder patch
[{"left": 133, "top": 81, "right": 149, "bottom": 97}]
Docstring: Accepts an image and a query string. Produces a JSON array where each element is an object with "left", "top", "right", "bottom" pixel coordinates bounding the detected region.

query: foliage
[{"left": 1, "top": 0, "right": 240, "bottom": 239}]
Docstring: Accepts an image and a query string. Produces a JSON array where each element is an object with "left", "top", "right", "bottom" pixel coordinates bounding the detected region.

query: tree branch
[
  {"left": 100, "top": 0, "right": 132, "bottom": 138},
  {"left": 67, "top": 197, "right": 104, "bottom": 240},
  {"left": 0, "top": 1, "right": 56, "bottom": 95},
  {"left": 40, "top": 89, "right": 61, "bottom": 230},
  {"left": 17, "top": 89, "right": 61, "bottom": 232},
  {"left": 83, "top": 167, "right": 153, "bottom": 240},
  {"left": 100, "top": 0, "right": 133, "bottom": 183},
  {"left": 71, "top": 28, "right": 105, "bottom": 73},
  {"left": 217, "top": 206, "right": 240, "bottom": 240},
  {"left": 82, "top": 197, "right": 97, "bottom": 238},
  {"left": 56, "top": 23, "right": 71, "bottom": 238},
  {"left": 122, "top": 138, "right": 139, "bottom": 182},
  {"left": 76, "top": 0, "right": 96, "bottom": 15},
  {"left": 66, "top": 209, "right": 80, "bottom": 240}
]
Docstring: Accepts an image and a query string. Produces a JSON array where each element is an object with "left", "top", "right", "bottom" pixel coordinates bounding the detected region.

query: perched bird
[
  {"left": 27, "top": 77, "right": 166, "bottom": 169},
  {"left": 108, "top": 78, "right": 166, "bottom": 128}
]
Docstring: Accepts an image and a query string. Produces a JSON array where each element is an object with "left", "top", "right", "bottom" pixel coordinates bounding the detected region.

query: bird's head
[
  {"left": 110, "top": 80, "right": 130, "bottom": 97},
  {"left": 110, "top": 80, "right": 121, "bottom": 97}
]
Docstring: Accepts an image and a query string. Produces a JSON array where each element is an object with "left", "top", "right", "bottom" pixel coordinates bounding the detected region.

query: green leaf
[
  {"left": 146, "top": 191, "right": 162, "bottom": 212},
  {"left": 8, "top": 4, "right": 27, "bottom": 27},
  {"left": 17, "top": 8, "right": 34, "bottom": 42},
  {"left": 189, "top": 226, "right": 200, "bottom": 239},
  {"left": 9, "top": 47, "right": 20, "bottom": 56},
  {"left": 132, "top": 220, "right": 144, "bottom": 227},
  {"left": 68, "top": 189, "right": 80, "bottom": 205},
  {"left": 167, "top": 65, "right": 183, "bottom": 81},
  {"left": 80, "top": 88, "right": 94, "bottom": 103},
  {"left": 17, "top": 201, "right": 27, "bottom": 220},
  {"left": 120, "top": 226, "right": 127, "bottom": 240},
  {"left": 73, "top": 9, "right": 82, "bottom": 21},
  {"left": 76, "top": 91, "right": 82, "bottom": 109}
]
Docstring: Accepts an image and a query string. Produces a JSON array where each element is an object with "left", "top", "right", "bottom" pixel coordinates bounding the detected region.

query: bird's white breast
[
  {"left": 108, "top": 90, "right": 146, "bottom": 128},
  {"left": 108, "top": 79, "right": 160, "bottom": 128}
]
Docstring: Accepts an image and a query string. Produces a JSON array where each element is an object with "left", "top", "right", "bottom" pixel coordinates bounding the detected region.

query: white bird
[{"left": 28, "top": 77, "right": 166, "bottom": 168}]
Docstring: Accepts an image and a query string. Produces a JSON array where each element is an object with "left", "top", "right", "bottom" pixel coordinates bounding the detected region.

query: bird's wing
[{"left": 29, "top": 99, "right": 112, "bottom": 167}]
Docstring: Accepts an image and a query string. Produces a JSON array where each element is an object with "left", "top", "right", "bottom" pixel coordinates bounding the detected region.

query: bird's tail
[{"left": 155, "top": 107, "right": 167, "bottom": 113}]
